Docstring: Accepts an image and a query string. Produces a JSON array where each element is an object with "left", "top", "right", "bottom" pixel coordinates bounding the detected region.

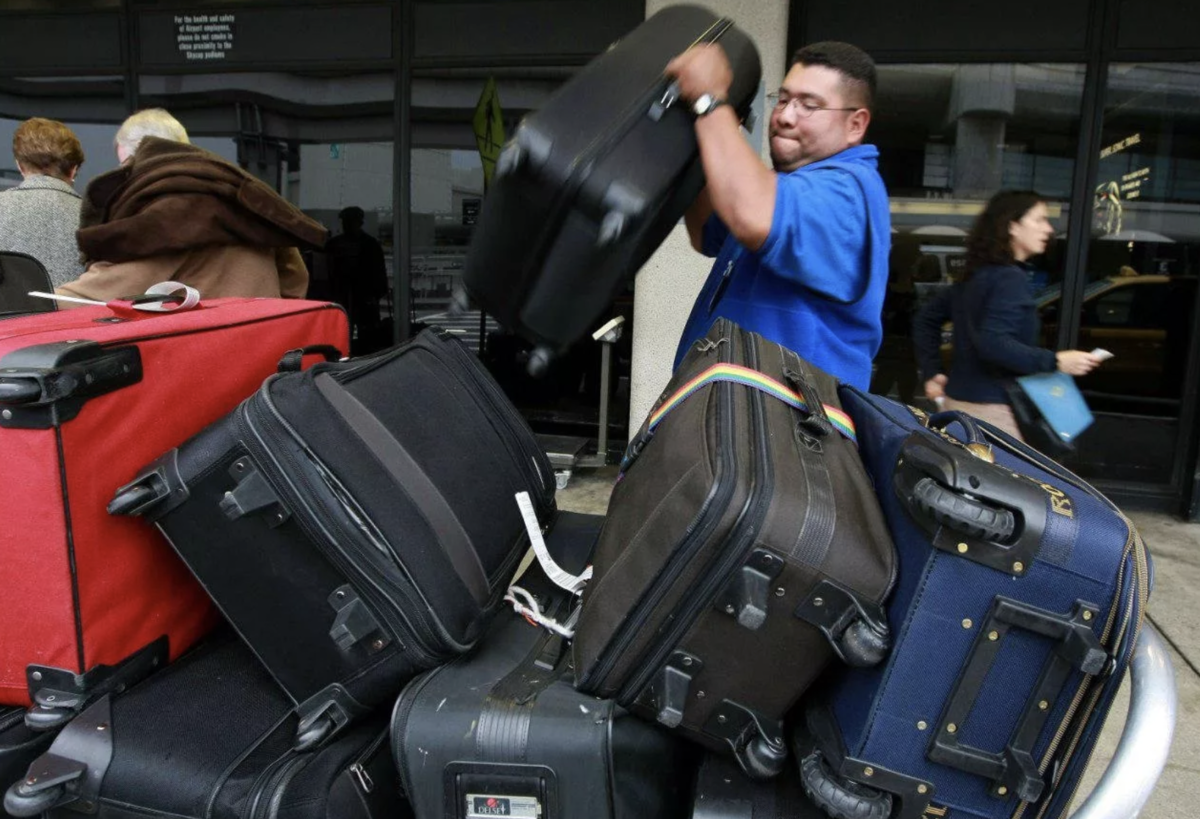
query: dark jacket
[{"left": 913, "top": 263, "right": 1057, "bottom": 404}]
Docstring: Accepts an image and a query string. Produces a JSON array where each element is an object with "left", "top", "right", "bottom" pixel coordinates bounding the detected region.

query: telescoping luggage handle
[{"left": 619, "top": 363, "right": 857, "bottom": 475}]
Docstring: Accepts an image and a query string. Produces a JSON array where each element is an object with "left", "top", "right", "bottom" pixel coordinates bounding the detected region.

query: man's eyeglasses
[{"left": 766, "top": 92, "right": 859, "bottom": 117}]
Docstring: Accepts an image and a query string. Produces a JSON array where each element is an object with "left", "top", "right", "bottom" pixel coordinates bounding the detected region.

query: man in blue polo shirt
[{"left": 666, "top": 40, "right": 890, "bottom": 390}]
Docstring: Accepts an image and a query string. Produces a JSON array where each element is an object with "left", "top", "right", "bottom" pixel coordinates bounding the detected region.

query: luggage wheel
[
  {"left": 839, "top": 619, "right": 890, "bottom": 668},
  {"left": 23, "top": 703, "right": 75, "bottom": 732},
  {"left": 3, "top": 781, "right": 66, "bottom": 817},
  {"left": 799, "top": 748, "right": 893, "bottom": 819}
]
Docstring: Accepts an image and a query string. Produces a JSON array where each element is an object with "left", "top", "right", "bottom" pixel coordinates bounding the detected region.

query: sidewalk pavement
[{"left": 556, "top": 469, "right": 1200, "bottom": 818}]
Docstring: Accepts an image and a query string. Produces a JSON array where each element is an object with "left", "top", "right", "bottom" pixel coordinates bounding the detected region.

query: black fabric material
[
  {"left": 0, "top": 252, "right": 54, "bottom": 317},
  {"left": 462, "top": 5, "right": 761, "bottom": 356},
  {"left": 394, "top": 512, "right": 698, "bottom": 819},
  {"left": 691, "top": 753, "right": 827, "bottom": 819},
  {"left": 33, "top": 632, "right": 403, "bottom": 819},
  {"left": 313, "top": 372, "right": 489, "bottom": 606}
]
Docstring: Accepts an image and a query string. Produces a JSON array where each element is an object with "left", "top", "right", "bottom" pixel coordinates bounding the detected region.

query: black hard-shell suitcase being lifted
[
  {"left": 5, "top": 634, "right": 406, "bottom": 819},
  {"left": 392, "top": 512, "right": 699, "bottom": 819},
  {"left": 459, "top": 5, "right": 761, "bottom": 372},
  {"left": 110, "top": 328, "right": 556, "bottom": 751}
]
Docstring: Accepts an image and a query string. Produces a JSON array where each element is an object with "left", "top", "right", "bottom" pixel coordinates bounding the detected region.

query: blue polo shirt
[{"left": 674, "top": 144, "right": 891, "bottom": 390}]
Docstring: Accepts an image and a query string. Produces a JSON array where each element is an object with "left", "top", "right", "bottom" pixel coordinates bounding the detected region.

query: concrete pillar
[
  {"left": 948, "top": 65, "right": 1016, "bottom": 198},
  {"left": 628, "top": 0, "right": 788, "bottom": 432}
]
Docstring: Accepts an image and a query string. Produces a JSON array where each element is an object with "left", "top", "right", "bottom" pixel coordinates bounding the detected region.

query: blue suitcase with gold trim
[{"left": 794, "top": 390, "right": 1150, "bottom": 819}]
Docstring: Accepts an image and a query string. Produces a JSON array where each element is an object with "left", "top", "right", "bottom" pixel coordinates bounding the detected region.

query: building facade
[{"left": 2, "top": 0, "right": 1197, "bottom": 516}]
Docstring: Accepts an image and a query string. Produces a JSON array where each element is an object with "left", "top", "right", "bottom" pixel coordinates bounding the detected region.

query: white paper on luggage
[{"left": 513, "top": 491, "right": 593, "bottom": 593}]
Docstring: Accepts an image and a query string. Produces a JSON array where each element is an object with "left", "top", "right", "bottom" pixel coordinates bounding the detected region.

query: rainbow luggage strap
[{"left": 619, "top": 363, "right": 856, "bottom": 475}]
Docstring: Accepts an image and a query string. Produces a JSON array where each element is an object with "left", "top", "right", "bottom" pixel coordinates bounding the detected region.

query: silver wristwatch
[{"left": 692, "top": 93, "right": 728, "bottom": 117}]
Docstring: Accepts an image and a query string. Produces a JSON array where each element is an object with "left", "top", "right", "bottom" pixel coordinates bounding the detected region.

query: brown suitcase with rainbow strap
[{"left": 571, "top": 319, "right": 897, "bottom": 779}]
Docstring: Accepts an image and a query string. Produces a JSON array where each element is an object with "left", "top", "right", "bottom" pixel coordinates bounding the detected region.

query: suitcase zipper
[
  {"left": 243, "top": 749, "right": 305, "bottom": 819},
  {"left": 241, "top": 391, "right": 450, "bottom": 664},
  {"left": 578, "top": 326, "right": 739, "bottom": 691},
  {"left": 347, "top": 726, "right": 389, "bottom": 794},
  {"left": 616, "top": 327, "right": 776, "bottom": 705},
  {"left": 0, "top": 708, "right": 24, "bottom": 732},
  {"left": 1020, "top": 524, "right": 1148, "bottom": 819}
]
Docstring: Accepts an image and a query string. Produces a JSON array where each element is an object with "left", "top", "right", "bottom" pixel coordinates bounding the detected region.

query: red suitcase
[{"left": 0, "top": 296, "right": 348, "bottom": 727}]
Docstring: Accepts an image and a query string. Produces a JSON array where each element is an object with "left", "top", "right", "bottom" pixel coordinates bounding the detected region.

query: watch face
[{"left": 694, "top": 94, "right": 714, "bottom": 115}]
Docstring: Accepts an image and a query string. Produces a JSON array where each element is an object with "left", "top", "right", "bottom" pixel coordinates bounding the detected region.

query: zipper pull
[
  {"left": 707, "top": 259, "right": 735, "bottom": 315},
  {"left": 349, "top": 762, "right": 374, "bottom": 793}
]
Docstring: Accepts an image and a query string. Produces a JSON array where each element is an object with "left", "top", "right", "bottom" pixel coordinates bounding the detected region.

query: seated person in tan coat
[{"left": 56, "top": 109, "right": 324, "bottom": 306}]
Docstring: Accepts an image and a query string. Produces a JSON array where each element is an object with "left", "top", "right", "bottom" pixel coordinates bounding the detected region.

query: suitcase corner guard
[
  {"left": 5, "top": 695, "right": 115, "bottom": 816},
  {"left": 24, "top": 637, "right": 169, "bottom": 732},
  {"left": 294, "top": 684, "right": 370, "bottom": 752},
  {"left": 794, "top": 579, "right": 891, "bottom": 668},
  {"left": 0, "top": 341, "right": 143, "bottom": 430}
]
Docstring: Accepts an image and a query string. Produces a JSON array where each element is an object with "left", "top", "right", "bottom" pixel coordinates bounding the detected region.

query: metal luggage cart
[{"left": 1069, "top": 622, "right": 1176, "bottom": 819}]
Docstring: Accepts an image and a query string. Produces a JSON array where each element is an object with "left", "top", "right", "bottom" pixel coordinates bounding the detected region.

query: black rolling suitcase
[
  {"left": 0, "top": 712, "right": 54, "bottom": 819},
  {"left": 460, "top": 5, "right": 761, "bottom": 371},
  {"left": 109, "top": 328, "right": 557, "bottom": 750},
  {"left": 392, "top": 511, "right": 699, "bottom": 819},
  {"left": 571, "top": 320, "right": 896, "bottom": 779},
  {"left": 4, "top": 634, "right": 406, "bottom": 819}
]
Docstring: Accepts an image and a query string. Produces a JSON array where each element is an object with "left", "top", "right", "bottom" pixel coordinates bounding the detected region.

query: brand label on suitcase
[{"left": 466, "top": 793, "right": 539, "bottom": 818}]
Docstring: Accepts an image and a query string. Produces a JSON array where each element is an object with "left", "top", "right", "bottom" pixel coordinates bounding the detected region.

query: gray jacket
[{"left": 0, "top": 175, "right": 84, "bottom": 287}]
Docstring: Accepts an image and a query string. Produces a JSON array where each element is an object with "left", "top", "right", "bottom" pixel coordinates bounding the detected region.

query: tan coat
[{"left": 57, "top": 246, "right": 309, "bottom": 306}]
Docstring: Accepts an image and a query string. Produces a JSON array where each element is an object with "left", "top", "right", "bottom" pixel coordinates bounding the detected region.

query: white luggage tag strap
[
  {"left": 504, "top": 491, "right": 593, "bottom": 638},
  {"left": 30, "top": 281, "right": 202, "bottom": 313}
]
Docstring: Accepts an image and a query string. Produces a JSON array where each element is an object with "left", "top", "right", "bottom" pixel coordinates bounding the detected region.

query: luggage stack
[{"left": 0, "top": 6, "right": 1156, "bottom": 818}]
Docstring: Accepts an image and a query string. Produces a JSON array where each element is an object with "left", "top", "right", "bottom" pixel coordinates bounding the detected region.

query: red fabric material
[{"left": 0, "top": 298, "right": 349, "bottom": 706}]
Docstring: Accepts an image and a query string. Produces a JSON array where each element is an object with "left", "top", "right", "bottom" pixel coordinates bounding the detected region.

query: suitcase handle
[
  {"left": 619, "top": 363, "right": 857, "bottom": 474},
  {"left": 277, "top": 344, "right": 345, "bottom": 372},
  {"left": 927, "top": 596, "right": 1109, "bottom": 802},
  {"left": 893, "top": 432, "right": 1050, "bottom": 577}
]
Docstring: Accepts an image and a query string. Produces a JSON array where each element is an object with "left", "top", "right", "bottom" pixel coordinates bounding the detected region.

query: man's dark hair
[{"left": 791, "top": 41, "right": 877, "bottom": 111}]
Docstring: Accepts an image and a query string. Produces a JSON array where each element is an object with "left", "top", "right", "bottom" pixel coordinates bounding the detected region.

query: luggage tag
[
  {"left": 29, "top": 281, "right": 203, "bottom": 318},
  {"left": 504, "top": 491, "right": 593, "bottom": 638}
]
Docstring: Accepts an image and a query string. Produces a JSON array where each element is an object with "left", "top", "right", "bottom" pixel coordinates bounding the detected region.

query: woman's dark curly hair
[{"left": 962, "top": 190, "right": 1045, "bottom": 280}]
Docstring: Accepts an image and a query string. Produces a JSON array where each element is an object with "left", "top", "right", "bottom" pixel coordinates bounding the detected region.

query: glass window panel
[
  {"left": 869, "top": 63, "right": 1085, "bottom": 404},
  {"left": 140, "top": 70, "right": 395, "bottom": 354},
  {"left": 1066, "top": 62, "right": 1200, "bottom": 485}
]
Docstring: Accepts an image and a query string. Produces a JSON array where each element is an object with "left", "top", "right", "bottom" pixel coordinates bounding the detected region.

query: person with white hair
[
  {"left": 113, "top": 108, "right": 189, "bottom": 164},
  {"left": 54, "top": 108, "right": 321, "bottom": 304}
]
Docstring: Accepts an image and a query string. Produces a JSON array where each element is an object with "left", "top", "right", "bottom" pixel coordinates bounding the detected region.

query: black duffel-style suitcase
[
  {"left": 459, "top": 5, "right": 761, "bottom": 372},
  {"left": 792, "top": 392, "right": 1151, "bottom": 819},
  {"left": 109, "top": 328, "right": 557, "bottom": 750},
  {"left": 393, "top": 511, "right": 699, "bottom": 819},
  {"left": 4, "top": 633, "right": 406, "bottom": 819},
  {"left": 571, "top": 319, "right": 896, "bottom": 778}
]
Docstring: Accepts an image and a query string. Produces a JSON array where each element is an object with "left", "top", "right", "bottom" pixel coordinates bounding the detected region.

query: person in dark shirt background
[
  {"left": 912, "top": 189, "right": 1102, "bottom": 440},
  {"left": 326, "top": 205, "right": 389, "bottom": 353}
]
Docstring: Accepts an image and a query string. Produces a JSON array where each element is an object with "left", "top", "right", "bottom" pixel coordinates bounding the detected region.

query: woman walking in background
[{"left": 912, "top": 189, "right": 1102, "bottom": 441}]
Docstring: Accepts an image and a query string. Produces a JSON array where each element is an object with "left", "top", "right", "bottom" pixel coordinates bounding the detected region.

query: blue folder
[{"left": 1014, "top": 371, "right": 1094, "bottom": 443}]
